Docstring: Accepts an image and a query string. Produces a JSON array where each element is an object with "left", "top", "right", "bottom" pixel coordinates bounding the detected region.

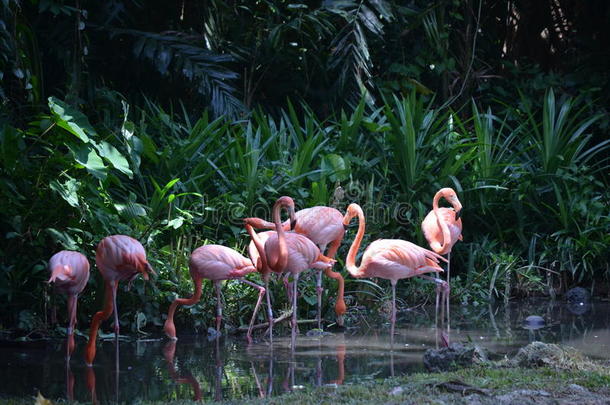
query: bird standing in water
[
  {"left": 343, "top": 203, "right": 448, "bottom": 337},
  {"left": 85, "top": 235, "right": 155, "bottom": 366},
  {"left": 245, "top": 196, "right": 336, "bottom": 341},
  {"left": 48, "top": 250, "right": 90, "bottom": 359},
  {"left": 246, "top": 205, "right": 348, "bottom": 328},
  {"left": 421, "top": 187, "right": 463, "bottom": 328},
  {"left": 163, "top": 244, "right": 264, "bottom": 343}
]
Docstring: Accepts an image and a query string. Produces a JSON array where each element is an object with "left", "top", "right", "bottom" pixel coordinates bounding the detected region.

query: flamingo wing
[
  {"left": 190, "top": 245, "right": 255, "bottom": 281},
  {"left": 294, "top": 207, "right": 344, "bottom": 246}
]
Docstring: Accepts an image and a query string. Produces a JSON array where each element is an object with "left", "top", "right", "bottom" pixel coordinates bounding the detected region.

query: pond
[{"left": 1, "top": 299, "right": 609, "bottom": 403}]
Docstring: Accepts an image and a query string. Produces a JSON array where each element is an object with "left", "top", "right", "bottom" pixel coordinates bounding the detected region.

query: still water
[{"left": 1, "top": 300, "right": 609, "bottom": 403}]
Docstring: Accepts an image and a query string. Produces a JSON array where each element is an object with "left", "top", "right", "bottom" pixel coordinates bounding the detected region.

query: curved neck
[
  {"left": 345, "top": 206, "right": 366, "bottom": 276},
  {"left": 246, "top": 224, "right": 269, "bottom": 272},
  {"left": 270, "top": 200, "right": 288, "bottom": 272},
  {"left": 433, "top": 191, "right": 451, "bottom": 252}
]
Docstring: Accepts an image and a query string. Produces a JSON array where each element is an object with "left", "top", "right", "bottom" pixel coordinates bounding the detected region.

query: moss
[{"left": 112, "top": 365, "right": 610, "bottom": 405}]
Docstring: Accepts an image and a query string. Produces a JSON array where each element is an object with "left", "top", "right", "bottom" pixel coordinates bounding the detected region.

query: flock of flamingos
[{"left": 47, "top": 187, "right": 463, "bottom": 366}]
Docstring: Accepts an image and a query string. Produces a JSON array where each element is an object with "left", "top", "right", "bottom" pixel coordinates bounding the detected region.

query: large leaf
[
  {"left": 48, "top": 97, "right": 96, "bottom": 143},
  {"left": 49, "top": 177, "right": 80, "bottom": 207},
  {"left": 68, "top": 143, "right": 107, "bottom": 180},
  {"left": 96, "top": 141, "right": 133, "bottom": 178}
]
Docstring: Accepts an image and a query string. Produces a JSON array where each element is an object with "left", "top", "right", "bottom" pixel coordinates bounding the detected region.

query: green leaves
[
  {"left": 48, "top": 97, "right": 134, "bottom": 180},
  {"left": 48, "top": 97, "right": 93, "bottom": 143}
]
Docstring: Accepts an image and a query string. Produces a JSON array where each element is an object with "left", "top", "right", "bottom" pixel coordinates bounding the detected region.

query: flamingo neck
[
  {"left": 246, "top": 224, "right": 269, "bottom": 272},
  {"left": 271, "top": 200, "right": 288, "bottom": 272},
  {"left": 345, "top": 207, "right": 366, "bottom": 277},
  {"left": 433, "top": 191, "right": 451, "bottom": 253}
]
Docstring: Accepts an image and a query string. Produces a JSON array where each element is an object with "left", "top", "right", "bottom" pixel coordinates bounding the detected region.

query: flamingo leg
[
  {"left": 316, "top": 243, "right": 328, "bottom": 329},
  {"left": 446, "top": 252, "right": 451, "bottom": 338},
  {"left": 66, "top": 359, "right": 74, "bottom": 401},
  {"left": 241, "top": 279, "right": 266, "bottom": 343},
  {"left": 66, "top": 294, "right": 78, "bottom": 358},
  {"left": 267, "top": 347, "right": 274, "bottom": 397},
  {"left": 110, "top": 280, "right": 120, "bottom": 338},
  {"left": 316, "top": 269, "right": 323, "bottom": 329},
  {"left": 418, "top": 275, "right": 450, "bottom": 346},
  {"left": 264, "top": 276, "right": 274, "bottom": 342},
  {"left": 324, "top": 238, "right": 346, "bottom": 327},
  {"left": 291, "top": 272, "right": 300, "bottom": 344},
  {"left": 214, "top": 281, "right": 222, "bottom": 333},
  {"left": 283, "top": 273, "right": 292, "bottom": 305},
  {"left": 390, "top": 280, "right": 397, "bottom": 338}
]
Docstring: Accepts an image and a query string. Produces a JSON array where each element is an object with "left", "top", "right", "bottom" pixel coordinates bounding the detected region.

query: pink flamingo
[
  {"left": 248, "top": 206, "right": 347, "bottom": 328},
  {"left": 421, "top": 187, "right": 463, "bottom": 325},
  {"left": 245, "top": 196, "right": 335, "bottom": 340},
  {"left": 163, "top": 244, "right": 265, "bottom": 343},
  {"left": 48, "top": 250, "right": 90, "bottom": 359},
  {"left": 85, "top": 235, "right": 155, "bottom": 366},
  {"left": 342, "top": 203, "right": 448, "bottom": 336}
]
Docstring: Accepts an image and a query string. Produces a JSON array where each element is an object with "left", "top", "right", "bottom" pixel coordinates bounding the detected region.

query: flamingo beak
[
  {"left": 290, "top": 218, "right": 297, "bottom": 231},
  {"left": 343, "top": 224, "right": 349, "bottom": 230},
  {"left": 455, "top": 209, "right": 462, "bottom": 220}
]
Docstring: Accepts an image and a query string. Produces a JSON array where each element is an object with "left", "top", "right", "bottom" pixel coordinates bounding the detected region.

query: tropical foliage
[{"left": 1, "top": 0, "right": 609, "bottom": 334}]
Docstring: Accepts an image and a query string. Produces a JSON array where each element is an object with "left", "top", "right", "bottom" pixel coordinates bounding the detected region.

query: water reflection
[
  {"left": 163, "top": 341, "right": 202, "bottom": 401},
  {"left": 1, "top": 300, "right": 609, "bottom": 403}
]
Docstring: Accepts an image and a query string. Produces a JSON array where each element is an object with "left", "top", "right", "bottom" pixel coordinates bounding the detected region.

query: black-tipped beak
[
  {"left": 290, "top": 219, "right": 297, "bottom": 231},
  {"left": 343, "top": 223, "right": 349, "bottom": 231},
  {"left": 455, "top": 209, "right": 462, "bottom": 220}
]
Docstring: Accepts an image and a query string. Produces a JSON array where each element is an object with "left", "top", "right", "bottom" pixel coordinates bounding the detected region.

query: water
[{"left": 1, "top": 300, "right": 609, "bottom": 403}]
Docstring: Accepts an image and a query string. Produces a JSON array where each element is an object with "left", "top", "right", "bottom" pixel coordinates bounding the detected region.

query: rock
[
  {"left": 511, "top": 341, "right": 594, "bottom": 370},
  {"left": 565, "top": 287, "right": 590, "bottom": 304},
  {"left": 566, "top": 383, "right": 588, "bottom": 393},
  {"left": 566, "top": 300, "right": 591, "bottom": 316},
  {"left": 306, "top": 329, "right": 333, "bottom": 337},
  {"left": 423, "top": 343, "right": 488, "bottom": 372},
  {"left": 496, "top": 389, "right": 551, "bottom": 404},
  {"left": 522, "top": 315, "right": 545, "bottom": 330}
]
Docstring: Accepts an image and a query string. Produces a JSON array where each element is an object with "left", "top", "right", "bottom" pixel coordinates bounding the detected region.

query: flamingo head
[
  {"left": 343, "top": 203, "right": 363, "bottom": 227},
  {"left": 439, "top": 188, "right": 462, "bottom": 219},
  {"left": 243, "top": 217, "right": 269, "bottom": 229},
  {"left": 274, "top": 196, "right": 296, "bottom": 228}
]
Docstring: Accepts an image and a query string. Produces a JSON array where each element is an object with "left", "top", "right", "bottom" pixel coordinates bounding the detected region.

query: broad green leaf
[
  {"left": 68, "top": 143, "right": 107, "bottom": 180},
  {"left": 49, "top": 177, "right": 80, "bottom": 207},
  {"left": 321, "top": 153, "right": 349, "bottom": 182},
  {"left": 48, "top": 97, "right": 96, "bottom": 143},
  {"left": 96, "top": 141, "right": 133, "bottom": 178},
  {"left": 115, "top": 202, "right": 147, "bottom": 219}
]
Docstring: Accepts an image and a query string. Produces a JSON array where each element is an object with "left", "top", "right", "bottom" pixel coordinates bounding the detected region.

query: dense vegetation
[{"left": 1, "top": 0, "right": 609, "bottom": 335}]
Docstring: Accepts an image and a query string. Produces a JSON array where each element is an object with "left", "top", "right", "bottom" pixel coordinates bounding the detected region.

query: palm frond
[
  {"left": 112, "top": 29, "right": 244, "bottom": 118},
  {"left": 325, "top": 0, "right": 393, "bottom": 105}
]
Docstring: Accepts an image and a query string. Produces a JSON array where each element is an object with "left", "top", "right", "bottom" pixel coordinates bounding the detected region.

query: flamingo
[
  {"left": 421, "top": 187, "right": 463, "bottom": 327},
  {"left": 245, "top": 196, "right": 335, "bottom": 341},
  {"left": 342, "top": 203, "right": 448, "bottom": 336},
  {"left": 48, "top": 250, "right": 90, "bottom": 359},
  {"left": 162, "top": 244, "right": 265, "bottom": 343},
  {"left": 84, "top": 235, "right": 155, "bottom": 366},
  {"left": 248, "top": 206, "right": 348, "bottom": 328}
]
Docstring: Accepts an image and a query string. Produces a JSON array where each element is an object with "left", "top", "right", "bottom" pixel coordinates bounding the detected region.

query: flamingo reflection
[{"left": 163, "top": 340, "right": 202, "bottom": 401}]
